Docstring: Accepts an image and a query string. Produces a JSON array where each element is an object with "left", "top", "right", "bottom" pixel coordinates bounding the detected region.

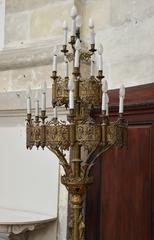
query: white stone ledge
[{"left": 0, "top": 39, "right": 63, "bottom": 71}]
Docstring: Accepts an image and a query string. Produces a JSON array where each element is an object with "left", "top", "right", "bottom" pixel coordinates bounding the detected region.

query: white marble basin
[
  {"left": 0, "top": 207, "right": 57, "bottom": 240},
  {"left": 0, "top": 207, "right": 56, "bottom": 225}
]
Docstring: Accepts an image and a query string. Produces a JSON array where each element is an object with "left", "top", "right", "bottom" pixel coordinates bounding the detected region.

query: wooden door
[{"left": 85, "top": 83, "right": 154, "bottom": 240}]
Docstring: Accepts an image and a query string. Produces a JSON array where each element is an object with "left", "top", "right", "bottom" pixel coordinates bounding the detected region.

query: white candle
[
  {"left": 41, "top": 93, "right": 46, "bottom": 111},
  {"left": 75, "top": 39, "right": 81, "bottom": 67},
  {"left": 65, "top": 61, "right": 69, "bottom": 78},
  {"left": 76, "top": 15, "right": 82, "bottom": 31},
  {"left": 54, "top": 106, "right": 58, "bottom": 118},
  {"left": 41, "top": 81, "right": 47, "bottom": 111},
  {"left": 63, "top": 21, "right": 68, "bottom": 45},
  {"left": 26, "top": 87, "right": 31, "bottom": 114},
  {"left": 35, "top": 100, "right": 39, "bottom": 116},
  {"left": 102, "top": 79, "right": 108, "bottom": 93},
  {"left": 90, "top": 31, "right": 95, "bottom": 45},
  {"left": 70, "top": 6, "right": 77, "bottom": 36},
  {"left": 119, "top": 97, "right": 124, "bottom": 113},
  {"left": 75, "top": 50, "right": 80, "bottom": 67},
  {"left": 90, "top": 55, "right": 95, "bottom": 76},
  {"left": 98, "top": 55, "right": 103, "bottom": 71},
  {"left": 106, "top": 94, "right": 109, "bottom": 116},
  {"left": 27, "top": 97, "right": 31, "bottom": 114},
  {"left": 102, "top": 93, "right": 106, "bottom": 111},
  {"left": 98, "top": 44, "right": 103, "bottom": 71},
  {"left": 89, "top": 18, "right": 95, "bottom": 45},
  {"left": 119, "top": 84, "right": 125, "bottom": 113},
  {"left": 68, "top": 79, "right": 74, "bottom": 109},
  {"left": 69, "top": 90, "right": 74, "bottom": 109},
  {"left": 53, "top": 55, "right": 57, "bottom": 71}
]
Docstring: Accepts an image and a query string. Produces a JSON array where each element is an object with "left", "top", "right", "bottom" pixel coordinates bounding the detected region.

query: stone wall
[{"left": 79, "top": 0, "right": 154, "bottom": 89}]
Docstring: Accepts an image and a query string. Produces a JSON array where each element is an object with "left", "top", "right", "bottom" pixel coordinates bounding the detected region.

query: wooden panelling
[{"left": 85, "top": 83, "right": 154, "bottom": 240}]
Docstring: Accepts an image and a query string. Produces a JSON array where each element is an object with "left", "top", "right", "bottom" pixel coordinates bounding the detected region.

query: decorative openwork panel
[
  {"left": 46, "top": 123, "right": 70, "bottom": 150},
  {"left": 66, "top": 50, "right": 92, "bottom": 64},
  {"left": 107, "top": 122, "right": 128, "bottom": 147},
  {"left": 26, "top": 125, "right": 42, "bottom": 149},
  {"left": 76, "top": 122, "right": 102, "bottom": 151},
  {"left": 52, "top": 77, "right": 69, "bottom": 106},
  {"left": 80, "top": 77, "right": 101, "bottom": 106}
]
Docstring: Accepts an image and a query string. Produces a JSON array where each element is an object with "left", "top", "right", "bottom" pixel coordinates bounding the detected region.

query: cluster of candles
[
  {"left": 26, "top": 5, "right": 125, "bottom": 119},
  {"left": 26, "top": 82, "right": 125, "bottom": 118}
]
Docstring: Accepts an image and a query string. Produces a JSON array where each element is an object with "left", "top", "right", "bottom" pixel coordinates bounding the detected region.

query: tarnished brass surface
[
  {"left": 80, "top": 77, "right": 101, "bottom": 106},
  {"left": 76, "top": 122, "right": 101, "bottom": 151}
]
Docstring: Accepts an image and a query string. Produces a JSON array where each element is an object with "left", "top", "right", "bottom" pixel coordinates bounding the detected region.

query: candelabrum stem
[
  {"left": 71, "top": 144, "right": 81, "bottom": 177},
  {"left": 69, "top": 143, "right": 84, "bottom": 240},
  {"left": 70, "top": 194, "right": 84, "bottom": 240}
]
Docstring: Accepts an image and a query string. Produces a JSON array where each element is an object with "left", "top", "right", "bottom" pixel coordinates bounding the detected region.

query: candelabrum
[{"left": 26, "top": 6, "right": 127, "bottom": 240}]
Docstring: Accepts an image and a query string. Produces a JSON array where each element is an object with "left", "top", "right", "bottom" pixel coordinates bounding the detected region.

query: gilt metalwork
[{"left": 26, "top": 9, "right": 127, "bottom": 240}]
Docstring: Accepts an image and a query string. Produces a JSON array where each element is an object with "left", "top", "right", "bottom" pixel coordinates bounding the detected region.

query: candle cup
[
  {"left": 26, "top": 113, "right": 32, "bottom": 125},
  {"left": 41, "top": 110, "right": 47, "bottom": 124},
  {"left": 119, "top": 113, "right": 123, "bottom": 119},
  {"left": 61, "top": 45, "right": 68, "bottom": 54},
  {"left": 51, "top": 71, "right": 58, "bottom": 80},
  {"left": 89, "top": 44, "right": 96, "bottom": 53},
  {"left": 69, "top": 36, "right": 76, "bottom": 46},
  {"left": 76, "top": 28, "right": 80, "bottom": 40},
  {"left": 97, "top": 70, "right": 104, "bottom": 81},
  {"left": 67, "top": 109, "right": 75, "bottom": 123},
  {"left": 35, "top": 115, "right": 40, "bottom": 124},
  {"left": 73, "top": 67, "right": 80, "bottom": 77}
]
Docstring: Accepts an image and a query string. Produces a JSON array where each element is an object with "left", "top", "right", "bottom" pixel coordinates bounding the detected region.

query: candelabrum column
[{"left": 68, "top": 108, "right": 84, "bottom": 240}]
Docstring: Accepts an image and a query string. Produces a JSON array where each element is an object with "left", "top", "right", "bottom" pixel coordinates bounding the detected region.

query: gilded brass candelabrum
[{"left": 26, "top": 7, "right": 127, "bottom": 240}]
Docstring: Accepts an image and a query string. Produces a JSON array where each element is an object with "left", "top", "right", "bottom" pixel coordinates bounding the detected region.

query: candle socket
[
  {"left": 90, "top": 75, "right": 95, "bottom": 81},
  {"left": 76, "top": 29, "right": 80, "bottom": 40},
  {"left": 69, "top": 36, "right": 76, "bottom": 45},
  {"left": 118, "top": 113, "right": 125, "bottom": 125},
  {"left": 52, "top": 117, "right": 58, "bottom": 123},
  {"left": 51, "top": 71, "right": 58, "bottom": 80},
  {"left": 41, "top": 110, "right": 47, "bottom": 124},
  {"left": 73, "top": 67, "right": 80, "bottom": 77},
  {"left": 26, "top": 113, "right": 32, "bottom": 125},
  {"left": 67, "top": 109, "right": 75, "bottom": 123},
  {"left": 89, "top": 44, "right": 96, "bottom": 53},
  {"left": 97, "top": 70, "right": 104, "bottom": 81},
  {"left": 65, "top": 76, "right": 69, "bottom": 81},
  {"left": 61, "top": 45, "right": 68, "bottom": 54},
  {"left": 35, "top": 116, "right": 40, "bottom": 124}
]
